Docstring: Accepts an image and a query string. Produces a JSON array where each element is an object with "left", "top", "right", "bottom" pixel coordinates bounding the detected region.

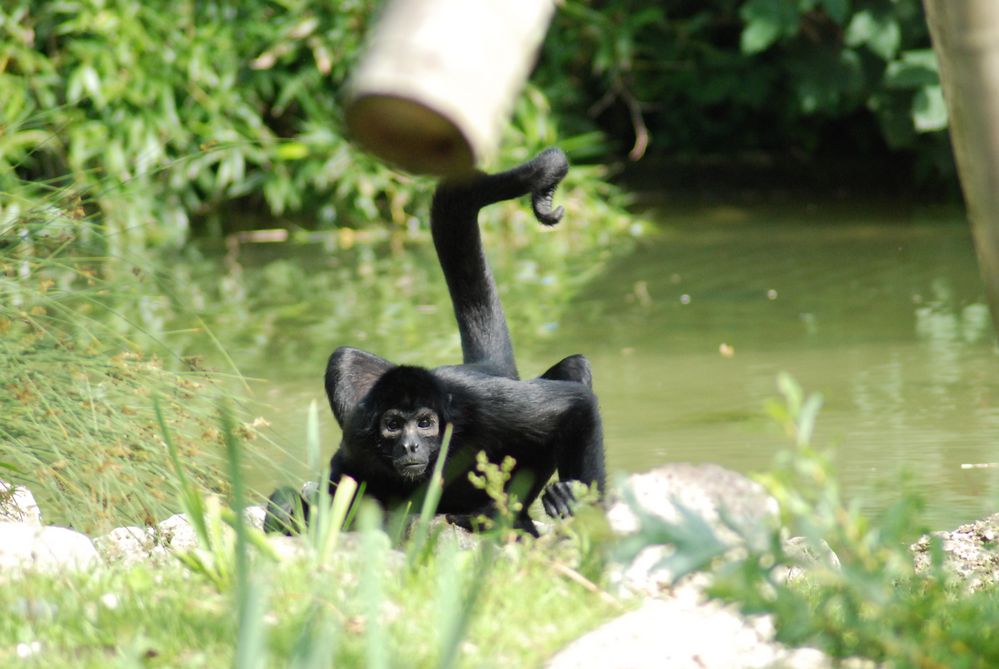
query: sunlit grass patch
[
  {"left": 0, "top": 200, "right": 259, "bottom": 533},
  {"left": 0, "top": 531, "right": 620, "bottom": 669}
]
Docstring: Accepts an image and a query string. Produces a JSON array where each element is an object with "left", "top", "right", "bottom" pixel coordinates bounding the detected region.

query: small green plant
[
  {"left": 434, "top": 535, "right": 496, "bottom": 669},
  {"left": 618, "top": 373, "right": 999, "bottom": 668},
  {"left": 466, "top": 452, "right": 524, "bottom": 534},
  {"left": 221, "top": 404, "right": 271, "bottom": 669}
]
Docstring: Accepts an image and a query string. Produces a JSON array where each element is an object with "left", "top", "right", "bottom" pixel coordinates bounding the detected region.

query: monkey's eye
[
  {"left": 417, "top": 416, "right": 434, "bottom": 429},
  {"left": 384, "top": 417, "right": 402, "bottom": 432}
]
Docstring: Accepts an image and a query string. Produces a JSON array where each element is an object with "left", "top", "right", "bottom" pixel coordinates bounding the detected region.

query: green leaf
[
  {"left": 885, "top": 50, "right": 940, "bottom": 89},
  {"left": 870, "top": 92, "right": 919, "bottom": 148},
  {"left": 82, "top": 65, "right": 100, "bottom": 93},
  {"left": 845, "top": 10, "right": 901, "bottom": 61},
  {"left": 630, "top": 7, "right": 665, "bottom": 29},
  {"left": 739, "top": 0, "right": 800, "bottom": 55},
  {"left": 790, "top": 47, "right": 864, "bottom": 114},
  {"left": 741, "top": 19, "right": 782, "bottom": 55},
  {"left": 818, "top": 0, "right": 849, "bottom": 24},
  {"left": 777, "top": 372, "right": 803, "bottom": 415},
  {"left": 275, "top": 142, "right": 309, "bottom": 161},
  {"left": 912, "top": 85, "right": 948, "bottom": 132}
]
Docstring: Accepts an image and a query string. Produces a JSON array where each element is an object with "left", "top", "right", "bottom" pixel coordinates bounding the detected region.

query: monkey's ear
[{"left": 324, "top": 347, "right": 394, "bottom": 427}]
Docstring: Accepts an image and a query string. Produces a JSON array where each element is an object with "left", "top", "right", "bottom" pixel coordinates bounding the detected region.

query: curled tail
[
  {"left": 430, "top": 148, "right": 570, "bottom": 378},
  {"left": 431, "top": 147, "right": 569, "bottom": 227}
]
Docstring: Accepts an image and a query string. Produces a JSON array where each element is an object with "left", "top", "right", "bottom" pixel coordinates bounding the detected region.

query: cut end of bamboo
[
  {"left": 346, "top": 94, "right": 475, "bottom": 177},
  {"left": 343, "top": 0, "right": 556, "bottom": 177}
]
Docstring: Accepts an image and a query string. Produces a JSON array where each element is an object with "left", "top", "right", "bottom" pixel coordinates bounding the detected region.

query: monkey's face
[{"left": 379, "top": 407, "right": 441, "bottom": 479}]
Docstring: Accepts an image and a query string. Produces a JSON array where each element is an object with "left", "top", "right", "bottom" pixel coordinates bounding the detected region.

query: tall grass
[
  {"left": 155, "top": 400, "right": 573, "bottom": 669},
  {"left": 0, "top": 184, "right": 281, "bottom": 533}
]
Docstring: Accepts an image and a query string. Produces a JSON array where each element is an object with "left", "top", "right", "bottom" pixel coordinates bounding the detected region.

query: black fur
[{"left": 266, "top": 148, "right": 606, "bottom": 532}]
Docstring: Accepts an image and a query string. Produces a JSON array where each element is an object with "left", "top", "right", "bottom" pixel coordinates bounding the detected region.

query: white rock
[
  {"left": 911, "top": 512, "right": 999, "bottom": 590},
  {"left": 156, "top": 513, "right": 200, "bottom": 552},
  {"left": 607, "top": 463, "right": 778, "bottom": 538},
  {"left": 96, "top": 506, "right": 268, "bottom": 565},
  {"left": 244, "top": 505, "right": 266, "bottom": 530},
  {"left": 547, "top": 589, "right": 841, "bottom": 669},
  {"left": 0, "top": 479, "right": 42, "bottom": 525},
  {"left": 0, "top": 522, "right": 100, "bottom": 573},
  {"left": 268, "top": 535, "right": 308, "bottom": 562},
  {"left": 156, "top": 507, "right": 266, "bottom": 550},
  {"left": 607, "top": 464, "right": 779, "bottom": 595},
  {"left": 550, "top": 465, "right": 870, "bottom": 669},
  {"left": 94, "top": 526, "right": 165, "bottom": 566}
]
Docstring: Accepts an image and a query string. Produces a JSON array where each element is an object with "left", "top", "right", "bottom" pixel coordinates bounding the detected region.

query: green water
[{"left": 243, "top": 202, "right": 999, "bottom": 530}]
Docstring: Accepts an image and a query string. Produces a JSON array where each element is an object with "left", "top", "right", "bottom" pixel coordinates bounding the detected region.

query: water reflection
[
  {"left": 527, "top": 203, "right": 999, "bottom": 529},
  {"left": 247, "top": 203, "right": 999, "bottom": 530}
]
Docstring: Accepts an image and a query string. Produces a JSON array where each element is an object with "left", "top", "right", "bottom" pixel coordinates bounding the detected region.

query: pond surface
[{"left": 242, "top": 201, "right": 999, "bottom": 530}]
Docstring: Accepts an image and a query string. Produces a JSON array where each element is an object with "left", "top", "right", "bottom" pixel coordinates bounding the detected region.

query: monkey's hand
[
  {"left": 541, "top": 480, "right": 576, "bottom": 518},
  {"left": 263, "top": 485, "right": 310, "bottom": 535},
  {"left": 528, "top": 147, "right": 569, "bottom": 226}
]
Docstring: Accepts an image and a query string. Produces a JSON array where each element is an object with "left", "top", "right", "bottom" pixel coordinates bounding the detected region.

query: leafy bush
[
  {"left": 539, "top": 0, "right": 954, "bottom": 184},
  {"left": 1, "top": 1, "right": 392, "bottom": 249},
  {"left": 1, "top": 0, "right": 956, "bottom": 260},
  {"left": 0, "top": 1, "right": 634, "bottom": 253},
  {"left": 622, "top": 374, "right": 999, "bottom": 668}
]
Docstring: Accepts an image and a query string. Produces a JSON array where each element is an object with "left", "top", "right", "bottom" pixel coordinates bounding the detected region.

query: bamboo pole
[
  {"left": 924, "top": 2, "right": 999, "bottom": 335},
  {"left": 345, "top": 0, "right": 556, "bottom": 176}
]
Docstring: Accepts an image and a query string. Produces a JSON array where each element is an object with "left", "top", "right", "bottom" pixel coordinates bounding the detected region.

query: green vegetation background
[
  {"left": 4, "top": 5, "right": 999, "bottom": 668},
  {"left": 0, "top": 0, "right": 959, "bottom": 534},
  {"left": 2, "top": 0, "right": 950, "bottom": 254}
]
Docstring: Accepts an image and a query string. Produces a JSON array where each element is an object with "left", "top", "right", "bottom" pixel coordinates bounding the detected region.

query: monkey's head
[{"left": 354, "top": 366, "right": 449, "bottom": 480}]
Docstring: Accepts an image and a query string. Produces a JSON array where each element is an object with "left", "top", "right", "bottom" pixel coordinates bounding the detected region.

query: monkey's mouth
[{"left": 395, "top": 460, "right": 429, "bottom": 478}]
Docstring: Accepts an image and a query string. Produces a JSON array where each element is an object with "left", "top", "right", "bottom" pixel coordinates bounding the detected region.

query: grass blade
[
  {"left": 316, "top": 475, "right": 358, "bottom": 564},
  {"left": 407, "top": 424, "right": 453, "bottom": 563},
  {"left": 359, "top": 502, "right": 388, "bottom": 669},
  {"left": 305, "top": 399, "right": 321, "bottom": 474},
  {"left": 155, "top": 395, "right": 209, "bottom": 546},
  {"left": 221, "top": 402, "right": 269, "bottom": 669},
  {"left": 437, "top": 540, "right": 495, "bottom": 669}
]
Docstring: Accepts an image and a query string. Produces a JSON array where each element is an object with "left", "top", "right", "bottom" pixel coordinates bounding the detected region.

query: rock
[
  {"left": 428, "top": 516, "right": 480, "bottom": 550},
  {"left": 244, "top": 505, "right": 266, "bottom": 531},
  {"left": 775, "top": 536, "right": 841, "bottom": 584},
  {"left": 607, "top": 463, "right": 779, "bottom": 537},
  {"left": 911, "top": 512, "right": 999, "bottom": 590},
  {"left": 156, "top": 513, "right": 200, "bottom": 552},
  {"left": 0, "top": 522, "right": 100, "bottom": 573},
  {"left": 0, "top": 479, "right": 42, "bottom": 525},
  {"left": 94, "top": 526, "right": 166, "bottom": 566},
  {"left": 155, "top": 507, "right": 265, "bottom": 551},
  {"left": 268, "top": 535, "right": 309, "bottom": 561},
  {"left": 96, "top": 506, "right": 267, "bottom": 565},
  {"left": 547, "top": 586, "right": 859, "bottom": 669},
  {"left": 607, "top": 464, "right": 779, "bottom": 595}
]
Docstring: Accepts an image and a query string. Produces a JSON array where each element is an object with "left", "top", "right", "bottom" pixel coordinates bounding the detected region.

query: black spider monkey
[{"left": 264, "top": 148, "right": 605, "bottom": 535}]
